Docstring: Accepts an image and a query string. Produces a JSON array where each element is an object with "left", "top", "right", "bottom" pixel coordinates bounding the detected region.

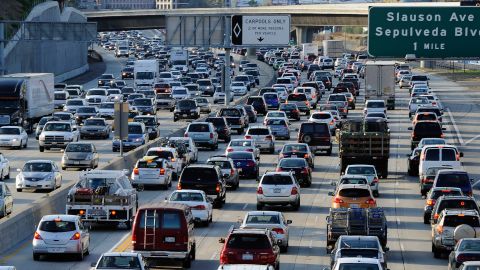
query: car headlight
[
  {"left": 85, "top": 154, "right": 93, "bottom": 160},
  {"left": 63, "top": 155, "right": 69, "bottom": 160},
  {"left": 64, "top": 135, "right": 73, "bottom": 141},
  {"left": 190, "top": 109, "right": 197, "bottom": 112},
  {"left": 11, "top": 138, "right": 18, "bottom": 142},
  {"left": 16, "top": 174, "right": 23, "bottom": 183},
  {"left": 135, "top": 138, "right": 142, "bottom": 142}
]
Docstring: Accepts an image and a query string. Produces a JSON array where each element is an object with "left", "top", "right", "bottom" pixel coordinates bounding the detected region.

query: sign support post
[
  {"left": 224, "top": 0, "right": 231, "bottom": 106},
  {"left": 114, "top": 102, "right": 128, "bottom": 157}
]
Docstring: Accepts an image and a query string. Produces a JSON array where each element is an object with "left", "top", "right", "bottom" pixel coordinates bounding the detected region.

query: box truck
[
  {"left": 134, "top": 60, "right": 159, "bottom": 89},
  {"left": 301, "top": 43, "right": 318, "bottom": 62},
  {"left": 323, "top": 40, "right": 344, "bottom": 59},
  {"left": 364, "top": 61, "right": 396, "bottom": 110},
  {"left": 170, "top": 48, "right": 189, "bottom": 75}
]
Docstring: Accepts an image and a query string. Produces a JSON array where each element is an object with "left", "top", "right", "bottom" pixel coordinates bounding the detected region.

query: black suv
[
  {"left": 430, "top": 195, "right": 479, "bottom": 224},
  {"left": 408, "top": 121, "right": 445, "bottom": 150},
  {"left": 134, "top": 115, "right": 160, "bottom": 140},
  {"left": 205, "top": 117, "right": 231, "bottom": 142},
  {"left": 298, "top": 122, "right": 332, "bottom": 155},
  {"left": 178, "top": 164, "right": 227, "bottom": 208},
  {"left": 246, "top": 96, "right": 268, "bottom": 116},
  {"left": 173, "top": 99, "right": 200, "bottom": 122},
  {"left": 243, "top": 105, "right": 257, "bottom": 123}
]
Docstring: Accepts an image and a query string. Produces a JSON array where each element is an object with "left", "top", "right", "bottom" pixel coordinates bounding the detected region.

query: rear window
[
  {"left": 444, "top": 215, "right": 480, "bottom": 227},
  {"left": 425, "top": 149, "right": 440, "bottom": 161},
  {"left": 414, "top": 122, "right": 442, "bottom": 134},
  {"left": 39, "top": 221, "right": 76, "bottom": 232},
  {"left": 188, "top": 124, "right": 209, "bottom": 132},
  {"left": 266, "top": 119, "right": 286, "bottom": 125},
  {"left": 137, "top": 160, "right": 163, "bottom": 169},
  {"left": 312, "top": 113, "right": 331, "bottom": 120},
  {"left": 300, "top": 123, "right": 328, "bottom": 134},
  {"left": 431, "top": 189, "right": 463, "bottom": 199},
  {"left": 248, "top": 128, "right": 269, "bottom": 135},
  {"left": 340, "top": 249, "right": 378, "bottom": 259},
  {"left": 412, "top": 75, "right": 428, "bottom": 81},
  {"left": 367, "top": 101, "right": 385, "bottom": 108},
  {"left": 329, "top": 95, "right": 347, "bottom": 102},
  {"left": 180, "top": 167, "right": 218, "bottom": 183},
  {"left": 264, "top": 93, "right": 277, "bottom": 99},
  {"left": 338, "top": 264, "right": 379, "bottom": 270},
  {"left": 227, "top": 234, "right": 271, "bottom": 249},
  {"left": 227, "top": 152, "right": 253, "bottom": 159},
  {"left": 262, "top": 175, "right": 293, "bottom": 185},
  {"left": 207, "top": 160, "right": 232, "bottom": 169},
  {"left": 436, "top": 173, "right": 470, "bottom": 189},
  {"left": 145, "top": 150, "right": 173, "bottom": 159},
  {"left": 442, "top": 148, "right": 457, "bottom": 161},
  {"left": 340, "top": 178, "right": 368, "bottom": 185},
  {"left": 417, "top": 114, "right": 437, "bottom": 121},
  {"left": 170, "top": 192, "right": 204, "bottom": 202},
  {"left": 288, "top": 94, "right": 307, "bottom": 101},
  {"left": 138, "top": 210, "right": 182, "bottom": 229},
  {"left": 346, "top": 167, "right": 375, "bottom": 175},
  {"left": 246, "top": 215, "right": 280, "bottom": 224},
  {"left": 283, "top": 144, "right": 308, "bottom": 152},
  {"left": 279, "top": 158, "right": 307, "bottom": 168},
  {"left": 339, "top": 188, "right": 371, "bottom": 197},
  {"left": 220, "top": 109, "right": 240, "bottom": 117},
  {"left": 438, "top": 200, "right": 478, "bottom": 212}
]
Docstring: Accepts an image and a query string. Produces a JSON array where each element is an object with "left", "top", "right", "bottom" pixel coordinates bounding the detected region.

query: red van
[{"left": 132, "top": 203, "right": 196, "bottom": 268}]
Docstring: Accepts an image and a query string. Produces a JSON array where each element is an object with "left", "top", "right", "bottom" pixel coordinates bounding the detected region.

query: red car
[{"left": 219, "top": 228, "right": 280, "bottom": 269}]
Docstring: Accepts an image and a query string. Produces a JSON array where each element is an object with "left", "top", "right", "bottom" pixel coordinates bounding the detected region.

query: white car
[
  {"left": 167, "top": 189, "right": 213, "bottom": 225},
  {"left": 0, "top": 153, "right": 10, "bottom": 180},
  {"left": 64, "top": 98, "right": 87, "bottom": 114},
  {"left": 308, "top": 112, "right": 336, "bottom": 133},
  {"left": 294, "top": 87, "right": 318, "bottom": 108},
  {"left": 218, "top": 265, "right": 275, "bottom": 270},
  {"left": 32, "top": 215, "right": 90, "bottom": 261},
  {"left": 214, "top": 89, "right": 233, "bottom": 104},
  {"left": 332, "top": 258, "right": 384, "bottom": 270},
  {"left": 171, "top": 87, "right": 190, "bottom": 100},
  {"left": 364, "top": 100, "right": 386, "bottom": 116},
  {"left": 145, "top": 147, "right": 184, "bottom": 181},
  {"left": 274, "top": 87, "right": 288, "bottom": 102},
  {"left": 131, "top": 157, "right": 172, "bottom": 189},
  {"left": 226, "top": 139, "right": 260, "bottom": 160},
  {"left": 97, "top": 102, "right": 115, "bottom": 119},
  {"left": 92, "top": 252, "right": 147, "bottom": 270},
  {"left": 231, "top": 82, "right": 248, "bottom": 96},
  {"left": 0, "top": 126, "right": 28, "bottom": 149},
  {"left": 256, "top": 171, "right": 301, "bottom": 211},
  {"left": 419, "top": 94, "right": 443, "bottom": 110},
  {"left": 16, "top": 160, "right": 62, "bottom": 192},
  {"left": 85, "top": 88, "right": 108, "bottom": 105},
  {"left": 344, "top": 164, "right": 380, "bottom": 197}
]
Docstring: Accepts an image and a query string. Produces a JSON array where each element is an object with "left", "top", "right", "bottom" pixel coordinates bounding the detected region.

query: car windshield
[
  {"left": 107, "top": 90, "right": 120, "bottom": 95},
  {"left": 459, "top": 240, "right": 480, "bottom": 251},
  {"left": 207, "top": 160, "right": 232, "bottom": 169},
  {"left": 77, "top": 107, "right": 96, "bottom": 113},
  {"left": 246, "top": 215, "right": 280, "bottom": 224},
  {"left": 136, "top": 72, "right": 154, "bottom": 79},
  {"left": 339, "top": 188, "right": 371, "bottom": 197},
  {"left": 96, "top": 255, "right": 141, "bottom": 269},
  {"left": 88, "top": 90, "right": 106, "bottom": 96},
  {"left": 188, "top": 124, "right": 209, "bottom": 132},
  {"left": 347, "top": 167, "right": 376, "bottom": 175},
  {"left": 220, "top": 109, "right": 240, "bottom": 117},
  {"left": 232, "top": 82, "right": 244, "bottom": 87},
  {"left": 197, "top": 80, "right": 211, "bottom": 86},
  {"left": 312, "top": 113, "right": 331, "bottom": 120},
  {"left": 84, "top": 119, "right": 105, "bottom": 126},
  {"left": 39, "top": 220, "right": 76, "bottom": 232},
  {"left": 133, "top": 99, "right": 152, "bottom": 106},
  {"left": 66, "top": 100, "right": 83, "bottom": 106},
  {"left": 128, "top": 125, "right": 143, "bottom": 134},
  {"left": 338, "top": 263, "right": 380, "bottom": 270},
  {"left": 54, "top": 92, "right": 67, "bottom": 99},
  {"left": 288, "top": 94, "right": 307, "bottom": 101},
  {"left": 444, "top": 215, "right": 480, "bottom": 227},
  {"left": 180, "top": 168, "right": 218, "bottom": 183},
  {"left": 157, "top": 94, "right": 172, "bottom": 99},
  {"left": 283, "top": 144, "right": 308, "bottom": 153},
  {"left": 195, "top": 98, "right": 208, "bottom": 104},
  {"left": 340, "top": 239, "right": 379, "bottom": 249},
  {"left": 262, "top": 175, "right": 293, "bottom": 185},
  {"left": 44, "top": 123, "right": 70, "bottom": 131},
  {"left": 279, "top": 158, "right": 307, "bottom": 168},
  {"left": 23, "top": 162, "right": 53, "bottom": 172},
  {"left": 100, "top": 103, "right": 114, "bottom": 109},
  {"left": 0, "top": 127, "right": 19, "bottom": 135},
  {"left": 66, "top": 144, "right": 92, "bottom": 152},
  {"left": 227, "top": 234, "right": 271, "bottom": 249},
  {"left": 128, "top": 95, "right": 143, "bottom": 100},
  {"left": 170, "top": 192, "right": 204, "bottom": 202},
  {"left": 227, "top": 152, "right": 253, "bottom": 160}
]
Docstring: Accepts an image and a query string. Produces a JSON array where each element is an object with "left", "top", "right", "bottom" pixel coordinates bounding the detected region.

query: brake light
[
  {"left": 133, "top": 168, "right": 139, "bottom": 175},
  {"left": 440, "top": 134, "right": 445, "bottom": 138},
  {"left": 265, "top": 135, "right": 273, "bottom": 140},
  {"left": 159, "top": 168, "right": 165, "bottom": 175},
  {"left": 177, "top": 183, "right": 182, "bottom": 190},
  {"left": 456, "top": 153, "right": 461, "bottom": 161},
  {"left": 434, "top": 213, "right": 439, "bottom": 220},
  {"left": 334, "top": 197, "right": 344, "bottom": 204},
  {"left": 247, "top": 160, "right": 255, "bottom": 167},
  {"left": 184, "top": 132, "right": 188, "bottom": 137},
  {"left": 79, "top": 210, "right": 85, "bottom": 215},
  {"left": 329, "top": 120, "right": 334, "bottom": 125},
  {"left": 34, "top": 231, "right": 42, "bottom": 240},
  {"left": 131, "top": 226, "right": 137, "bottom": 243},
  {"left": 70, "top": 232, "right": 81, "bottom": 240},
  {"left": 304, "top": 154, "right": 309, "bottom": 159},
  {"left": 171, "top": 158, "right": 176, "bottom": 162},
  {"left": 372, "top": 178, "right": 379, "bottom": 184},
  {"left": 246, "top": 148, "right": 253, "bottom": 152},
  {"left": 230, "top": 169, "right": 235, "bottom": 175},
  {"left": 411, "top": 132, "right": 416, "bottom": 138},
  {"left": 427, "top": 199, "right": 435, "bottom": 206},
  {"left": 272, "top": 228, "right": 285, "bottom": 234},
  {"left": 366, "top": 198, "right": 376, "bottom": 205},
  {"left": 276, "top": 167, "right": 283, "bottom": 172},
  {"left": 192, "top": 205, "right": 206, "bottom": 210},
  {"left": 436, "top": 225, "right": 443, "bottom": 234},
  {"left": 257, "top": 186, "right": 263, "bottom": 194},
  {"left": 216, "top": 183, "right": 221, "bottom": 193},
  {"left": 291, "top": 187, "right": 298, "bottom": 195},
  {"left": 245, "top": 135, "right": 252, "bottom": 139},
  {"left": 302, "top": 168, "right": 309, "bottom": 174},
  {"left": 227, "top": 148, "right": 233, "bottom": 152},
  {"left": 210, "top": 133, "right": 214, "bottom": 139}
]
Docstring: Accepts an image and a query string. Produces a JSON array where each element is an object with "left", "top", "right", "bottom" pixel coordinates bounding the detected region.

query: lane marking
[
  {"left": 395, "top": 198, "right": 399, "bottom": 204},
  {"left": 396, "top": 217, "right": 401, "bottom": 226},
  {"left": 309, "top": 239, "right": 313, "bottom": 249},
  {"left": 242, "top": 203, "right": 248, "bottom": 210},
  {"left": 110, "top": 234, "right": 132, "bottom": 253},
  {"left": 446, "top": 107, "right": 465, "bottom": 145},
  {"left": 210, "top": 251, "right": 218, "bottom": 260}
]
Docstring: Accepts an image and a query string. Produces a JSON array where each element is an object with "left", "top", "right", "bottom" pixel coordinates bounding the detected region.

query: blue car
[
  {"left": 112, "top": 122, "right": 149, "bottom": 152},
  {"left": 263, "top": 93, "right": 280, "bottom": 110},
  {"left": 227, "top": 151, "right": 259, "bottom": 180},
  {"left": 265, "top": 118, "right": 290, "bottom": 140}
]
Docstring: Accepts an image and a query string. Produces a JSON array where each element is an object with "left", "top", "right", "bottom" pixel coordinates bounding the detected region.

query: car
[
  {"left": 239, "top": 211, "right": 292, "bottom": 252},
  {"left": 432, "top": 169, "right": 473, "bottom": 197},
  {"left": 80, "top": 118, "right": 111, "bottom": 139},
  {"left": 430, "top": 196, "right": 480, "bottom": 224},
  {"left": 256, "top": 171, "right": 301, "bottom": 211},
  {"left": 279, "top": 103, "right": 300, "bottom": 121},
  {"left": 423, "top": 187, "right": 463, "bottom": 224},
  {"left": 265, "top": 116, "right": 290, "bottom": 140},
  {"left": 298, "top": 122, "right": 332, "bottom": 155},
  {"left": 205, "top": 117, "right": 232, "bottom": 143},
  {"left": 344, "top": 165, "right": 380, "bottom": 197},
  {"left": 131, "top": 203, "right": 196, "bottom": 268},
  {"left": 32, "top": 214, "right": 90, "bottom": 261},
  {"left": 92, "top": 252, "right": 147, "bottom": 270},
  {"left": 457, "top": 261, "right": 480, "bottom": 270},
  {"left": 227, "top": 151, "right": 260, "bottom": 180},
  {"left": 329, "top": 235, "right": 388, "bottom": 268},
  {"left": 407, "top": 147, "right": 422, "bottom": 176},
  {"left": 112, "top": 122, "right": 149, "bottom": 152},
  {"left": 156, "top": 93, "right": 175, "bottom": 111},
  {"left": 0, "top": 182, "right": 12, "bottom": 218},
  {"left": 217, "top": 265, "right": 275, "bottom": 270},
  {"left": 226, "top": 139, "right": 260, "bottom": 160},
  {"left": 167, "top": 137, "right": 199, "bottom": 164},
  {"left": 308, "top": 112, "right": 336, "bottom": 134},
  {"left": 278, "top": 143, "right": 314, "bottom": 168},
  {"left": 243, "top": 105, "right": 258, "bottom": 123},
  {"left": 247, "top": 96, "right": 268, "bottom": 116},
  {"left": 408, "top": 96, "right": 431, "bottom": 118},
  {"left": 131, "top": 157, "right": 172, "bottom": 190},
  {"left": 121, "top": 67, "right": 134, "bottom": 79},
  {"left": 286, "top": 93, "right": 310, "bottom": 115},
  {"left": 194, "top": 97, "right": 211, "bottom": 114},
  {"left": 38, "top": 121, "right": 80, "bottom": 152},
  {"left": 197, "top": 79, "right": 215, "bottom": 96},
  {"left": 330, "top": 257, "right": 384, "bottom": 270},
  {"left": 408, "top": 121, "right": 445, "bottom": 150},
  {"left": 264, "top": 111, "right": 289, "bottom": 126},
  {"left": 294, "top": 87, "right": 318, "bottom": 108},
  {"left": 219, "top": 228, "right": 280, "bottom": 269},
  {"left": 98, "top": 73, "right": 115, "bottom": 87},
  {"left": 217, "top": 107, "right": 248, "bottom": 135},
  {"left": 332, "top": 174, "right": 369, "bottom": 188},
  {"left": 166, "top": 189, "right": 213, "bottom": 226},
  {"left": 263, "top": 92, "right": 280, "bottom": 110},
  {"left": 328, "top": 184, "right": 376, "bottom": 209},
  {"left": 173, "top": 99, "right": 200, "bottom": 122},
  {"left": 61, "top": 142, "right": 99, "bottom": 170},
  {"left": 184, "top": 122, "right": 218, "bottom": 150},
  {"left": 145, "top": 147, "right": 184, "bottom": 181},
  {"left": 177, "top": 164, "right": 227, "bottom": 208},
  {"left": 0, "top": 126, "right": 28, "bottom": 149},
  {"left": 171, "top": 87, "right": 191, "bottom": 100},
  {"left": 132, "top": 98, "right": 156, "bottom": 115},
  {"left": 417, "top": 137, "right": 446, "bottom": 149},
  {"left": 418, "top": 144, "right": 462, "bottom": 182},
  {"left": 432, "top": 209, "right": 480, "bottom": 258},
  {"left": 75, "top": 106, "right": 99, "bottom": 125},
  {"left": 133, "top": 115, "right": 160, "bottom": 140},
  {"left": 327, "top": 94, "right": 348, "bottom": 118},
  {"left": 245, "top": 126, "right": 275, "bottom": 154},
  {"left": 35, "top": 116, "right": 61, "bottom": 139},
  {"left": 276, "top": 158, "right": 312, "bottom": 187},
  {"left": 85, "top": 88, "right": 108, "bottom": 106},
  {"left": 448, "top": 239, "right": 480, "bottom": 270},
  {"left": 364, "top": 100, "right": 386, "bottom": 116},
  {"left": 207, "top": 155, "right": 240, "bottom": 190}
]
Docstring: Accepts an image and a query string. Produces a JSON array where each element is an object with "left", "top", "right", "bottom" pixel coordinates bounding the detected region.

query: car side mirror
[
  {"left": 407, "top": 127, "right": 413, "bottom": 130},
  {"left": 460, "top": 152, "right": 464, "bottom": 157},
  {"left": 442, "top": 127, "right": 446, "bottom": 131},
  {"left": 328, "top": 191, "right": 335, "bottom": 196},
  {"left": 287, "top": 220, "right": 292, "bottom": 224},
  {"left": 219, "top": 238, "right": 225, "bottom": 244}
]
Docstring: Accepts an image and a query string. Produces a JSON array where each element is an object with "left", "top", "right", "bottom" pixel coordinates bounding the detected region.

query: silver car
[
  {"left": 0, "top": 182, "right": 13, "bottom": 218},
  {"left": 16, "top": 160, "right": 62, "bottom": 192},
  {"left": 92, "top": 252, "right": 147, "bottom": 270},
  {"left": 61, "top": 142, "right": 99, "bottom": 170},
  {"left": 225, "top": 139, "right": 260, "bottom": 160},
  {"left": 240, "top": 210, "right": 292, "bottom": 252},
  {"left": 245, "top": 126, "right": 275, "bottom": 154},
  {"left": 32, "top": 214, "right": 90, "bottom": 261},
  {"left": 184, "top": 122, "right": 218, "bottom": 150},
  {"left": 256, "top": 171, "right": 301, "bottom": 211}
]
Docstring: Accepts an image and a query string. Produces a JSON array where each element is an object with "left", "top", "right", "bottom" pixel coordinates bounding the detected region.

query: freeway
[{"left": 2, "top": 60, "right": 478, "bottom": 270}]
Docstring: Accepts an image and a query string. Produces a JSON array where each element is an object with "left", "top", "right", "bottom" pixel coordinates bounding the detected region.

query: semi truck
[
  {"left": 364, "top": 61, "right": 396, "bottom": 110},
  {"left": 323, "top": 40, "right": 344, "bottom": 59},
  {"left": 0, "top": 73, "right": 54, "bottom": 133},
  {"left": 301, "top": 43, "right": 319, "bottom": 62},
  {"left": 134, "top": 60, "right": 159, "bottom": 89},
  {"left": 170, "top": 48, "right": 189, "bottom": 75}
]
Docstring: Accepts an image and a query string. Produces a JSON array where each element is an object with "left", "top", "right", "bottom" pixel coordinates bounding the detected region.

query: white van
[{"left": 419, "top": 144, "right": 463, "bottom": 179}]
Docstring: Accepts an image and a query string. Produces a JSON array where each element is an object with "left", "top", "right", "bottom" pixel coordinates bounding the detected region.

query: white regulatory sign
[{"left": 231, "top": 15, "right": 291, "bottom": 46}]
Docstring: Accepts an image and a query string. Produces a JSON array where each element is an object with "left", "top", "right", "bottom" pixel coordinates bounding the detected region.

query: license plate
[
  {"left": 350, "top": 204, "right": 359, "bottom": 208},
  {"left": 90, "top": 209, "right": 106, "bottom": 216},
  {"left": 182, "top": 114, "right": 187, "bottom": 117},
  {"left": 291, "top": 155, "right": 297, "bottom": 158},
  {"left": 52, "top": 142, "right": 57, "bottom": 145},
  {"left": 165, "top": 237, "right": 175, "bottom": 243},
  {"left": 274, "top": 188, "right": 281, "bottom": 193},
  {"left": 242, "top": 254, "right": 253, "bottom": 260},
  {"left": 48, "top": 248, "right": 65, "bottom": 253},
  {"left": 74, "top": 161, "right": 80, "bottom": 165}
]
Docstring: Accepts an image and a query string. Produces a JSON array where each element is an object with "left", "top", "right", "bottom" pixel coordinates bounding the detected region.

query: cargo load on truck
[{"left": 364, "top": 61, "right": 396, "bottom": 110}]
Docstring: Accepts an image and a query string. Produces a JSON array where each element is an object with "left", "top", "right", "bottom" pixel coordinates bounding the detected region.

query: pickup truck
[
  {"left": 217, "top": 107, "right": 248, "bottom": 135},
  {"left": 38, "top": 121, "right": 80, "bottom": 152}
]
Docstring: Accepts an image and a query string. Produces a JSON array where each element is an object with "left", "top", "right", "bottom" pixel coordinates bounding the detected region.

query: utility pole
[
  {"left": 224, "top": 0, "right": 232, "bottom": 105},
  {"left": 0, "top": 22, "right": 5, "bottom": 75}
]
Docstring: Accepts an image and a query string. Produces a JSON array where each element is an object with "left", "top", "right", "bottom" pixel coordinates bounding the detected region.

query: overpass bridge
[{"left": 84, "top": 2, "right": 458, "bottom": 43}]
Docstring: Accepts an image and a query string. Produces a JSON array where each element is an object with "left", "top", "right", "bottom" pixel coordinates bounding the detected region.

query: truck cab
[{"left": 38, "top": 121, "right": 79, "bottom": 152}]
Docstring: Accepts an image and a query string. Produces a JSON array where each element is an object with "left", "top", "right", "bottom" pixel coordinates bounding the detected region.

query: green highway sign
[{"left": 368, "top": 7, "right": 480, "bottom": 59}]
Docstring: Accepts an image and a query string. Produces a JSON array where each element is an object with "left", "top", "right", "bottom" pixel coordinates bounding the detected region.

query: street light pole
[{"left": 224, "top": 0, "right": 232, "bottom": 106}]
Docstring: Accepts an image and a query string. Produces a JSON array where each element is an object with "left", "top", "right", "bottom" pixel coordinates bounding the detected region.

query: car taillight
[
  {"left": 265, "top": 135, "right": 273, "bottom": 140},
  {"left": 291, "top": 187, "right": 298, "bottom": 195},
  {"left": 372, "top": 178, "right": 379, "bottom": 184},
  {"left": 366, "top": 198, "right": 376, "bottom": 205},
  {"left": 334, "top": 197, "right": 344, "bottom": 204},
  {"left": 304, "top": 154, "right": 309, "bottom": 158},
  {"left": 411, "top": 132, "right": 415, "bottom": 138},
  {"left": 436, "top": 225, "right": 443, "bottom": 234},
  {"left": 177, "top": 183, "right": 182, "bottom": 190},
  {"left": 192, "top": 205, "right": 206, "bottom": 210},
  {"left": 230, "top": 169, "right": 235, "bottom": 175},
  {"left": 70, "top": 232, "right": 81, "bottom": 240},
  {"left": 272, "top": 228, "right": 285, "bottom": 234},
  {"left": 220, "top": 252, "right": 228, "bottom": 264},
  {"left": 440, "top": 134, "right": 445, "bottom": 138},
  {"left": 302, "top": 168, "right": 309, "bottom": 174},
  {"left": 184, "top": 132, "right": 188, "bottom": 137},
  {"left": 133, "top": 168, "right": 139, "bottom": 175},
  {"left": 34, "top": 231, "right": 42, "bottom": 240},
  {"left": 329, "top": 120, "right": 334, "bottom": 125},
  {"left": 456, "top": 153, "right": 461, "bottom": 161},
  {"left": 159, "top": 168, "right": 165, "bottom": 175},
  {"left": 421, "top": 177, "right": 430, "bottom": 183},
  {"left": 427, "top": 199, "right": 435, "bottom": 206},
  {"left": 245, "top": 135, "right": 252, "bottom": 139},
  {"left": 434, "top": 213, "right": 439, "bottom": 220},
  {"left": 276, "top": 167, "right": 283, "bottom": 172},
  {"left": 247, "top": 160, "right": 255, "bottom": 167},
  {"left": 257, "top": 187, "right": 264, "bottom": 194},
  {"left": 246, "top": 148, "right": 253, "bottom": 152},
  {"left": 216, "top": 183, "right": 221, "bottom": 193},
  {"left": 210, "top": 133, "right": 214, "bottom": 138},
  {"left": 227, "top": 148, "right": 233, "bottom": 152}
]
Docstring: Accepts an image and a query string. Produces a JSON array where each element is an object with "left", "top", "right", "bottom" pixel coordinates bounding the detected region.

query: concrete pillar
[
  {"left": 295, "top": 27, "right": 307, "bottom": 45},
  {"left": 247, "top": 48, "right": 256, "bottom": 57}
]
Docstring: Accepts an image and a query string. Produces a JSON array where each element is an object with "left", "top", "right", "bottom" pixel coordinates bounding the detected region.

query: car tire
[
  {"left": 16, "top": 140, "right": 22, "bottom": 150},
  {"left": 292, "top": 199, "right": 300, "bottom": 211},
  {"left": 256, "top": 203, "right": 263, "bottom": 210},
  {"left": 269, "top": 147, "right": 275, "bottom": 154},
  {"left": 183, "top": 253, "right": 192, "bottom": 268},
  {"left": 280, "top": 245, "right": 289, "bottom": 253},
  {"left": 77, "top": 250, "right": 84, "bottom": 261},
  {"left": 238, "top": 128, "right": 244, "bottom": 135},
  {"left": 225, "top": 137, "right": 231, "bottom": 143},
  {"left": 326, "top": 147, "right": 332, "bottom": 156},
  {"left": 432, "top": 243, "right": 441, "bottom": 258},
  {"left": 39, "top": 146, "right": 44, "bottom": 152},
  {"left": 33, "top": 253, "right": 40, "bottom": 261},
  {"left": 373, "top": 190, "right": 379, "bottom": 197},
  {"left": 17, "top": 188, "right": 22, "bottom": 192},
  {"left": 424, "top": 215, "right": 430, "bottom": 224}
]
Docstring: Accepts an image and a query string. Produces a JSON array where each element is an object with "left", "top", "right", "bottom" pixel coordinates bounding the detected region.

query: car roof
[
  {"left": 101, "top": 252, "right": 139, "bottom": 257},
  {"left": 338, "top": 184, "right": 371, "bottom": 190},
  {"left": 336, "top": 257, "right": 381, "bottom": 264},
  {"left": 246, "top": 211, "right": 281, "bottom": 216},
  {"left": 172, "top": 189, "right": 206, "bottom": 194},
  {"left": 438, "top": 195, "right": 474, "bottom": 201},
  {"left": 139, "top": 201, "right": 189, "bottom": 211},
  {"left": 41, "top": 214, "right": 79, "bottom": 222},
  {"left": 341, "top": 174, "right": 369, "bottom": 179}
]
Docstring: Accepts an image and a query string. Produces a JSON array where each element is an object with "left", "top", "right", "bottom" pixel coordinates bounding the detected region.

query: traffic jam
[{"left": 0, "top": 29, "right": 479, "bottom": 270}]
